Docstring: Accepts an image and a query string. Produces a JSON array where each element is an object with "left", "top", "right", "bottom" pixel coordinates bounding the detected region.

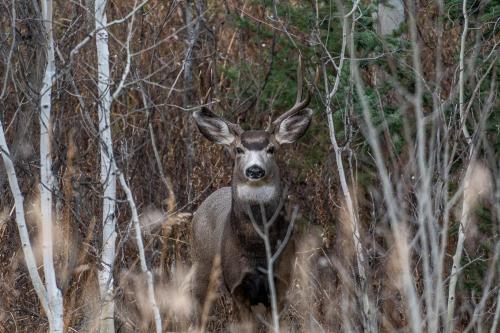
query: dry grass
[{"left": 0, "top": 0, "right": 498, "bottom": 332}]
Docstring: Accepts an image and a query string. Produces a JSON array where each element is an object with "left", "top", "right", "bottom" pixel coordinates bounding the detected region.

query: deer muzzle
[{"left": 245, "top": 165, "right": 266, "bottom": 180}]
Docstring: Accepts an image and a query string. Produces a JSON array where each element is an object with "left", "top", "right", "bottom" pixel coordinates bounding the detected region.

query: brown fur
[
  {"left": 191, "top": 106, "right": 312, "bottom": 327},
  {"left": 191, "top": 185, "right": 296, "bottom": 324}
]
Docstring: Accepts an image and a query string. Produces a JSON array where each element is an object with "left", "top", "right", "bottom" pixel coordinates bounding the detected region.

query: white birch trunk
[
  {"left": 0, "top": 121, "right": 50, "bottom": 318},
  {"left": 348, "top": 14, "right": 422, "bottom": 333},
  {"left": 40, "top": 0, "right": 64, "bottom": 331},
  {"left": 117, "top": 169, "right": 162, "bottom": 333},
  {"left": 376, "top": 0, "right": 405, "bottom": 36},
  {"left": 95, "top": 0, "right": 117, "bottom": 331},
  {"left": 446, "top": 153, "right": 473, "bottom": 331},
  {"left": 320, "top": 4, "right": 374, "bottom": 330},
  {"left": 446, "top": 2, "right": 471, "bottom": 329}
]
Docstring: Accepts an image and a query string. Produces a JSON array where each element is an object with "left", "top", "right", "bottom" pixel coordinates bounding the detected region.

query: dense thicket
[{"left": 0, "top": 0, "right": 498, "bottom": 332}]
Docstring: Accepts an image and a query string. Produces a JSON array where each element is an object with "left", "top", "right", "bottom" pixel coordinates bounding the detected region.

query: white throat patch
[{"left": 236, "top": 184, "right": 278, "bottom": 203}]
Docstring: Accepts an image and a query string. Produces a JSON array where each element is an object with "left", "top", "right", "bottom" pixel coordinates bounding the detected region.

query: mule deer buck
[{"left": 191, "top": 60, "right": 312, "bottom": 328}]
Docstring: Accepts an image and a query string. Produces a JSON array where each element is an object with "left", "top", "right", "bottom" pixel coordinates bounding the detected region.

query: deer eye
[
  {"left": 266, "top": 146, "right": 276, "bottom": 154},
  {"left": 235, "top": 147, "right": 244, "bottom": 155}
]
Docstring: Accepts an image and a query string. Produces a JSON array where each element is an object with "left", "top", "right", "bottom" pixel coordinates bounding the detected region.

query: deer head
[{"left": 193, "top": 58, "right": 312, "bottom": 203}]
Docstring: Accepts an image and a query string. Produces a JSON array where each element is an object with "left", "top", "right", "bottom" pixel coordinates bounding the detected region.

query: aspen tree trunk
[
  {"left": 182, "top": 0, "right": 201, "bottom": 207},
  {"left": 117, "top": 169, "right": 162, "bottom": 333},
  {"left": 319, "top": 3, "right": 375, "bottom": 329},
  {"left": 40, "top": 0, "right": 64, "bottom": 331},
  {"left": 376, "top": 0, "right": 405, "bottom": 36},
  {"left": 95, "top": 0, "right": 117, "bottom": 331},
  {"left": 0, "top": 121, "right": 50, "bottom": 321},
  {"left": 446, "top": 2, "right": 471, "bottom": 330}
]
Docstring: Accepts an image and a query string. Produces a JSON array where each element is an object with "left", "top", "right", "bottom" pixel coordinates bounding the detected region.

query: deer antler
[{"left": 267, "top": 55, "right": 312, "bottom": 131}]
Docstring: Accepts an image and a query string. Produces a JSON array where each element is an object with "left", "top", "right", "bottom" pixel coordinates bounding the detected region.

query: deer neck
[
  {"left": 231, "top": 172, "right": 281, "bottom": 214},
  {"left": 230, "top": 178, "right": 286, "bottom": 255}
]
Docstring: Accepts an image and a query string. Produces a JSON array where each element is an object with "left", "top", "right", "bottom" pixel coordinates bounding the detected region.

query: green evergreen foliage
[{"left": 462, "top": 205, "right": 495, "bottom": 293}]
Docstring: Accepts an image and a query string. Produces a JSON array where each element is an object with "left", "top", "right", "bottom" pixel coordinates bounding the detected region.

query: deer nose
[{"left": 245, "top": 165, "right": 265, "bottom": 180}]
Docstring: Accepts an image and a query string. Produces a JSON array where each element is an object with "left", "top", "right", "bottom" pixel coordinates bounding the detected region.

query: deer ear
[
  {"left": 274, "top": 108, "right": 313, "bottom": 144},
  {"left": 193, "top": 107, "right": 238, "bottom": 145}
]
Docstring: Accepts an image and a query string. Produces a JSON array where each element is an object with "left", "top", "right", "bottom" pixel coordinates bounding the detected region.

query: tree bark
[
  {"left": 182, "top": 0, "right": 201, "bottom": 207},
  {"left": 0, "top": 120, "right": 50, "bottom": 322},
  {"left": 95, "top": 0, "right": 117, "bottom": 331},
  {"left": 40, "top": 0, "right": 64, "bottom": 331},
  {"left": 117, "top": 168, "right": 162, "bottom": 333}
]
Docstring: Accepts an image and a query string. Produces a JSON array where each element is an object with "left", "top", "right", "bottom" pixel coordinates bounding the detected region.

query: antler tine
[
  {"left": 227, "top": 121, "right": 244, "bottom": 136},
  {"left": 269, "top": 55, "right": 311, "bottom": 129}
]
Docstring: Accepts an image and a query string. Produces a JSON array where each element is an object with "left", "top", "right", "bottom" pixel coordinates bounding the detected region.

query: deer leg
[
  {"left": 274, "top": 241, "right": 296, "bottom": 318},
  {"left": 232, "top": 297, "right": 257, "bottom": 333},
  {"left": 191, "top": 261, "right": 211, "bottom": 324}
]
